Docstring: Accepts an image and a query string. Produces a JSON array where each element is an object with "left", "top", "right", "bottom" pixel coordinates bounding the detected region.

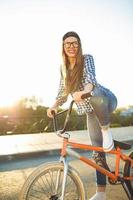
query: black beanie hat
[{"left": 62, "top": 31, "right": 81, "bottom": 42}]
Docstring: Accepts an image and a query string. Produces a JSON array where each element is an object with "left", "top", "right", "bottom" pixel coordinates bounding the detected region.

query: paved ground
[{"left": 0, "top": 155, "right": 131, "bottom": 200}]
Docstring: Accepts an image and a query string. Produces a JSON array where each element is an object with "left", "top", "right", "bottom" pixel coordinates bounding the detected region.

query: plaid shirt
[{"left": 56, "top": 54, "right": 102, "bottom": 115}]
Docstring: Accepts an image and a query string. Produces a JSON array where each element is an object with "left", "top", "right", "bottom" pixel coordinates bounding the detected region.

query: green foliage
[
  {"left": 0, "top": 97, "right": 133, "bottom": 135},
  {"left": 110, "top": 108, "right": 133, "bottom": 127}
]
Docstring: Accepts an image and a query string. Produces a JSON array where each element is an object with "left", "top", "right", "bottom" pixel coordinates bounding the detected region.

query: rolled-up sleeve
[{"left": 56, "top": 76, "right": 68, "bottom": 106}]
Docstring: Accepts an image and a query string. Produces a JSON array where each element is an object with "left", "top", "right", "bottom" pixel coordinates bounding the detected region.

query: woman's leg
[
  {"left": 90, "top": 86, "right": 117, "bottom": 126},
  {"left": 89, "top": 87, "right": 117, "bottom": 151},
  {"left": 86, "top": 113, "right": 106, "bottom": 194},
  {"left": 86, "top": 88, "right": 117, "bottom": 199}
]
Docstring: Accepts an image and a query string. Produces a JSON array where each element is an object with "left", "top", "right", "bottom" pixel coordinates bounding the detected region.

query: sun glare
[
  {"left": 0, "top": 0, "right": 132, "bottom": 109},
  {"left": 0, "top": 96, "right": 18, "bottom": 108}
]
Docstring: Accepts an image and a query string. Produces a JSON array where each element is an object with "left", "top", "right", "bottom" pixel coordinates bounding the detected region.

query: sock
[{"left": 101, "top": 129, "right": 114, "bottom": 152}]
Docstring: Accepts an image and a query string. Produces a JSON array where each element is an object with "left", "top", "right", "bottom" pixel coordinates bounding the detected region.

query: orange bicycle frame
[{"left": 61, "top": 137, "right": 133, "bottom": 182}]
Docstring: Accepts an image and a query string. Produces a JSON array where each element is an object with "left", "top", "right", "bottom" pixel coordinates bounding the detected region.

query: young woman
[{"left": 47, "top": 31, "right": 117, "bottom": 200}]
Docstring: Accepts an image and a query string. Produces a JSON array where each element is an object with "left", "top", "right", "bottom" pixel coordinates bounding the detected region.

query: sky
[{"left": 0, "top": 0, "right": 133, "bottom": 108}]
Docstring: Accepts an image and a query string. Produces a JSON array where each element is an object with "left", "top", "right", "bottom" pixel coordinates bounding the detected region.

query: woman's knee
[{"left": 90, "top": 96, "right": 108, "bottom": 110}]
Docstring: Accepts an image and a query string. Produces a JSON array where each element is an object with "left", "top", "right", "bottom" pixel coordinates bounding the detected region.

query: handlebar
[
  {"left": 52, "top": 92, "right": 92, "bottom": 136},
  {"left": 52, "top": 100, "right": 74, "bottom": 134}
]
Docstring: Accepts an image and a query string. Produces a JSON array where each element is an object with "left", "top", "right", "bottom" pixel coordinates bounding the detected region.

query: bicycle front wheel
[
  {"left": 19, "top": 162, "right": 85, "bottom": 200},
  {"left": 123, "top": 151, "right": 133, "bottom": 196}
]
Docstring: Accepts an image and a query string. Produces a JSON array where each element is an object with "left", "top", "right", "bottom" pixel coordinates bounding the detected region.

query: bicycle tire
[
  {"left": 123, "top": 151, "right": 133, "bottom": 196},
  {"left": 19, "top": 161, "right": 85, "bottom": 200}
]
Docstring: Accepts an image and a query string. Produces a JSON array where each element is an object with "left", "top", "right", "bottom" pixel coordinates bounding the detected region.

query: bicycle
[{"left": 20, "top": 94, "right": 133, "bottom": 200}]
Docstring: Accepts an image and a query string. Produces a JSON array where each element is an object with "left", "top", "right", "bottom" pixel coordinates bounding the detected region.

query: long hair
[{"left": 61, "top": 32, "right": 84, "bottom": 95}]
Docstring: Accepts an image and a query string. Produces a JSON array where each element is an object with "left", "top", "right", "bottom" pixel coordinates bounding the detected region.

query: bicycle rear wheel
[
  {"left": 123, "top": 151, "right": 133, "bottom": 196},
  {"left": 19, "top": 162, "right": 85, "bottom": 200}
]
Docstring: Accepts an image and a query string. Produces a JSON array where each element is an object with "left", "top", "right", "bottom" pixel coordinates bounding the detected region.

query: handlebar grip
[
  {"left": 81, "top": 92, "right": 92, "bottom": 99},
  {"left": 51, "top": 110, "right": 56, "bottom": 116}
]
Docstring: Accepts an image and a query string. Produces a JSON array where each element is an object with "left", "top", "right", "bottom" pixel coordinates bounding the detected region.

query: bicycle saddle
[{"left": 114, "top": 140, "right": 132, "bottom": 150}]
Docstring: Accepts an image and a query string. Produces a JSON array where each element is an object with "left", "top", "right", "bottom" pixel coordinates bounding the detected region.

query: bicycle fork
[{"left": 56, "top": 156, "right": 68, "bottom": 200}]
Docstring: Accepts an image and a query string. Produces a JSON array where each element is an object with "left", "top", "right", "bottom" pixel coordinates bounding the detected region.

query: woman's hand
[
  {"left": 73, "top": 91, "right": 85, "bottom": 102},
  {"left": 47, "top": 107, "right": 57, "bottom": 118},
  {"left": 73, "top": 84, "right": 93, "bottom": 102}
]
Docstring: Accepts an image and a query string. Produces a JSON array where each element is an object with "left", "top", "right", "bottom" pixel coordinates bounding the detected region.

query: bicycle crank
[{"left": 108, "top": 171, "right": 121, "bottom": 185}]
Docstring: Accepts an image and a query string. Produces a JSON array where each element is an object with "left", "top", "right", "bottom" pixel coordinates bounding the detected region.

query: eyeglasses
[{"left": 63, "top": 41, "right": 79, "bottom": 48}]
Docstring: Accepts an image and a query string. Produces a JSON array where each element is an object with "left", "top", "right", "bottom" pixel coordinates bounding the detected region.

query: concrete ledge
[{"left": 0, "top": 139, "right": 132, "bottom": 162}]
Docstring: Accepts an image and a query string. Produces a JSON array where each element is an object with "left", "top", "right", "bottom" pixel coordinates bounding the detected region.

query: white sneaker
[
  {"left": 102, "top": 131, "right": 114, "bottom": 152},
  {"left": 89, "top": 192, "right": 106, "bottom": 200}
]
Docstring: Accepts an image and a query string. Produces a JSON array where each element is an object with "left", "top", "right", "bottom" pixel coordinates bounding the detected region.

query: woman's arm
[
  {"left": 84, "top": 54, "right": 97, "bottom": 86},
  {"left": 72, "top": 83, "right": 93, "bottom": 102},
  {"left": 55, "top": 76, "right": 68, "bottom": 106},
  {"left": 73, "top": 55, "right": 96, "bottom": 103}
]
